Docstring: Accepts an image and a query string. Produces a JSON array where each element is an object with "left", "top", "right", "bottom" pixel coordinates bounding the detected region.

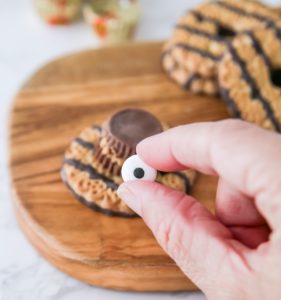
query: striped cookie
[
  {"left": 61, "top": 109, "right": 197, "bottom": 217},
  {"left": 162, "top": 0, "right": 280, "bottom": 95},
  {"left": 162, "top": 43, "right": 219, "bottom": 95},
  {"left": 219, "top": 26, "right": 281, "bottom": 131}
]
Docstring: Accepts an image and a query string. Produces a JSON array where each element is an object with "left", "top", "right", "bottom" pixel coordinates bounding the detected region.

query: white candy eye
[{"left": 121, "top": 155, "right": 157, "bottom": 182}]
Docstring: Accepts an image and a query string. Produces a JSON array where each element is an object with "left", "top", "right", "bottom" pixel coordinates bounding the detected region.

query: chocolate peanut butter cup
[
  {"left": 102, "top": 108, "right": 163, "bottom": 158},
  {"left": 93, "top": 108, "right": 163, "bottom": 175}
]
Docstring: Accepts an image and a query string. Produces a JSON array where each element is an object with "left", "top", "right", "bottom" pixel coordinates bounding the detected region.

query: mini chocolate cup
[
  {"left": 93, "top": 143, "right": 122, "bottom": 177},
  {"left": 92, "top": 109, "right": 163, "bottom": 177},
  {"left": 102, "top": 108, "right": 163, "bottom": 159}
]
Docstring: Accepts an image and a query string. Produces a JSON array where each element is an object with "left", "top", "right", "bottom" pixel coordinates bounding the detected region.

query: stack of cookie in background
[{"left": 162, "top": 0, "right": 281, "bottom": 132}]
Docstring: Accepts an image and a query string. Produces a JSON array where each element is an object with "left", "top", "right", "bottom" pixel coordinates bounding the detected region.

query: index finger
[{"left": 137, "top": 120, "right": 281, "bottom": 212}]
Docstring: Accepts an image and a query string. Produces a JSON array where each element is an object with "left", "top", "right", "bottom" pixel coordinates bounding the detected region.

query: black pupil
[
  {"left": 217, "top": 25, "right": 235, "bottom": 38},
  {"left": 271, "top": 69, "right": 281, "bottom": 88},
  {"left": 133, "top": 168, "right": 145, "bottom": 179}
]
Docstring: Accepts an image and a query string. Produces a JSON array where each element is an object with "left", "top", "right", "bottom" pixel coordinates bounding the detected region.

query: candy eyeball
[{"left": 121, "top": 155, "right": 157, "bottom": 182}]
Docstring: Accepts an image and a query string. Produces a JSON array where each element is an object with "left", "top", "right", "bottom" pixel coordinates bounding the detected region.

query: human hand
[{"left": 117, "top": 120, "right": 281, "bottom": 300}]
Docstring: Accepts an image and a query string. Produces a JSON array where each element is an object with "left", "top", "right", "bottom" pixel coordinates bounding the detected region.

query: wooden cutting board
[{"left": 9, "top": 41, "right": 229, "bottom": 292}]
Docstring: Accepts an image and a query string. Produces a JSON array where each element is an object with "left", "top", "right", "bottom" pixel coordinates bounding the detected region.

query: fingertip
[
  {"left": 136, "top": 135, "right": 162, "bottom": 166},
  {"left": 118, "top": 179, "right": 190, "bottom": 219},
  {"left": 117, "top": 181, "right": 140, "bottom": 213},
  {"left": 136, "top": 137, "right": 151, "bottom": 162},
  {"left": 119, "top": 179, "right": 158, "bottom": 192},
  {"left": 136, "top": 132, "right": 185, "bottom": 171},
  {"left": 117, "top": 180, "right": 163, "bottom": 215}
]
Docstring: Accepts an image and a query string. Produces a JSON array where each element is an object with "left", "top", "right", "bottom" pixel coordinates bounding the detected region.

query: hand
[{"left": 117, "top": 120, "right": 281, "bottom": 300}]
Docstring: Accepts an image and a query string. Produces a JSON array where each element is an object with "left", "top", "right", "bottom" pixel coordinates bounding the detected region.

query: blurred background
[{"left": 0, "top": 0, "right": 280, "bottom": 299}]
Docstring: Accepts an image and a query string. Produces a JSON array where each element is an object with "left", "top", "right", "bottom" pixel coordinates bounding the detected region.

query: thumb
[{"left": 117, "top": 181, "right": 250, "bottom": 290}]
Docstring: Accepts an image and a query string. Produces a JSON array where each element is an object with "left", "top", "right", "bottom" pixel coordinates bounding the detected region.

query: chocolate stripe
[
  {"left": 215, "top": 1, "right": 274, "bottom": 23},
  {"left": 227, "top": 43, "right": 280, "bottom": 132},
  {"left": 174, "top": 43, "right": 222, "bottom": 61},
  {"left": 74, "top": 138, "right": 95, "bottom": 150},
  {"left": 182, "top": 74, "right": 200, "bottom": 90},
  {"left": 192, "top": 4, "right": 281, "bottom": 41},
  {"left": 220, "top": 87, "right": 241, "bottom": 118},
  {"left": 64, "top": 158, "right": 119, "bottom": 190},
  {"left": 173, "top": 172, "right": 191, "bottom": 194},
  {"left": 176, "top": 24, "right": 221, "bottom": 41},
  {"left": 244, "top": 31, "right": 272, "bottom": 69},
  {"left": 190, "top": 10, "right": 221, "bottom": 25},
  {"left": 269, "top": 23, "right": 281, "bottom": 41},
  {"left": 62, "top": 178, "right": 137, "bottom": 218},
  {"left": 216, "top": 2, "right": 281, "bottom": 40}
]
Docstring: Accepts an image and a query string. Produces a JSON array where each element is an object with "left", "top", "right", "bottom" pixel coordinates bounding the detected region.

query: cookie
[
  {"left": 162, "top": 43, "right": 219, "bottom": 95},
  {"left": 61, "top": 109, "right": 197, "bottom": 217},
  {"left": 162, "top": 0, "right": 280, "bottom": 94},
  {"left": 219, "top": 27, "right": 281, "bottom": 131}
]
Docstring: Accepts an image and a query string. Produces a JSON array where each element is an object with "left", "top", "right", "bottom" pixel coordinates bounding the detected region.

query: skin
[{"left": 117, "top": 120, "right": 281, "bottom": 300}]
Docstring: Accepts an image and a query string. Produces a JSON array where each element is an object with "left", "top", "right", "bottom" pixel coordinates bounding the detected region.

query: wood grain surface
[{"left": 10, "top": 41, "right": 230, "bottom": 292}]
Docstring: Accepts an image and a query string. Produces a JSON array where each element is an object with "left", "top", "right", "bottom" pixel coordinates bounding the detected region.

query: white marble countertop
[{"left": 0, "top": 0, "right": 279, "bottom": 299}]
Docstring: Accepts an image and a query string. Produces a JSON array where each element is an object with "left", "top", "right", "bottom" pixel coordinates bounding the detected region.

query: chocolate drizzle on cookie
[
  {"left": 176, "top": 24, "right": 221, "bottom": 41},
  {"left": 227, "top": 42, "right": 280, "bottom": 132},
  {"left": 64, "top": 158, "right": 119, "bottom": 190},
  {"left": 173, "top": 172, "right": 191, "bottom": 194},
  {"left": 244, "top": 31, "right": 272, "bottom": 69},
  {"left": 190, "top": 10, "right": 216, "bottom": 23},
  {"left": 178, "top": 22, "right": 235, "bottom": 40},
  {"left": 215, "top": 1, "right": 275, "bottom": 24},
  {"left": 220, "top": 88, "right": 241, "bottom": 118},
  {"left": 176, "top": 0, "right": 279, "bottom": 53},
  {"left": 74, "top": 138, "right": 95, "bottom": 150},
  {"left": 174, "top": 43, "right": 222, "bottom": 61},
  {"left": 182, "top": 74, "right": 200, "bottom": 90},
  {"left": 63, "top": 180, "right": 138, "bottom": 218},
  {"left": 215, "top": 1, "right": 281, "bottom": 39}
]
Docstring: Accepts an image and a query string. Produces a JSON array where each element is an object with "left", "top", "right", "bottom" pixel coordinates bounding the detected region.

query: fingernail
[{"left": 117, "top": 184, "right": 140, "bottom": 214}]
